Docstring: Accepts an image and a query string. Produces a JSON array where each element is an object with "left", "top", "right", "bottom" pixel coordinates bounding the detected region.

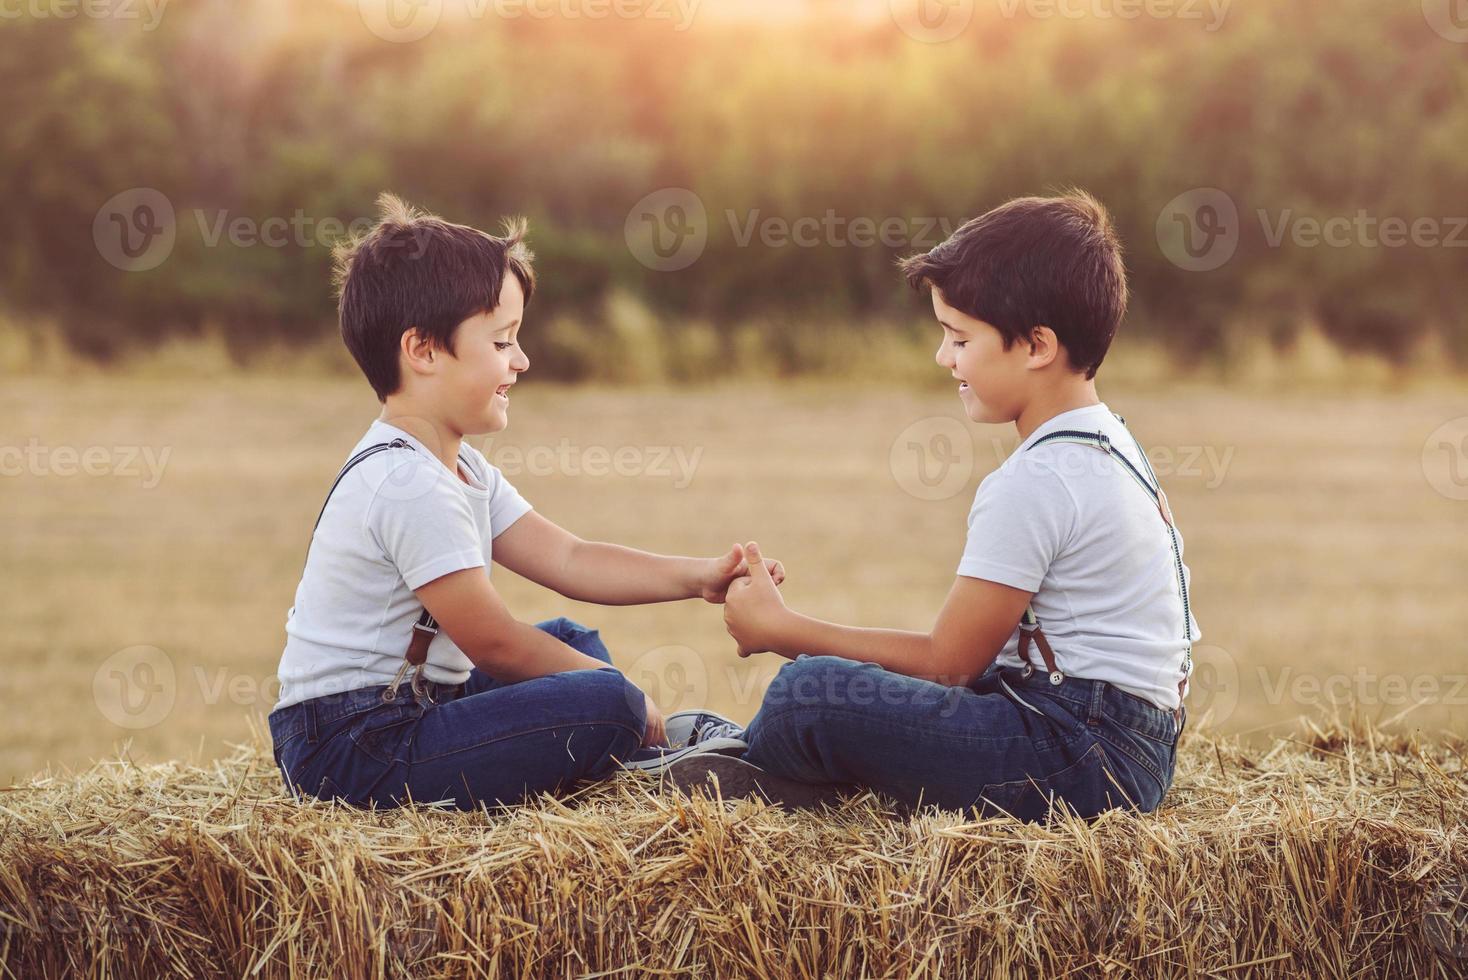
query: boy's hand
[
  {"left": 698, "top": 543, "right": 785, "bottom": 604},
  {"left": 723, "top": 541, "right": 791, "bottom": 657},
  {"left": 642, "top": 691, "right": 668, "bottom": 748}
]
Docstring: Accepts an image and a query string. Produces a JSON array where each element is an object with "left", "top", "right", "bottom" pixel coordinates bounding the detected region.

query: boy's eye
[
  {"left": 952, "top": 340, "right": 967, "bottom": 349},
  {"left": 494, "top": 342, "right": 514, "bottom": 351}
]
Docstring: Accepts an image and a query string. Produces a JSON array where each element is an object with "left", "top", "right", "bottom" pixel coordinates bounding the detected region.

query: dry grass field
[{"left": 3, "top": 375, "right": 1466, "bottom": 785}]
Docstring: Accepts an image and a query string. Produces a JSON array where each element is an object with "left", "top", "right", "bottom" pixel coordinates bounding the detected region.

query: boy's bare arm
[
  {"left": 723, "top": 543, "right": 1030, "bottom": 688},
  {"left": 414, "top": 567, "right": 666, "bottom": 745},
  {"left": 415, "top": 567, "right": 611, "bottom": 680},
  {"left": 492, "top": 512, "right": 784, "bottom": 605}
]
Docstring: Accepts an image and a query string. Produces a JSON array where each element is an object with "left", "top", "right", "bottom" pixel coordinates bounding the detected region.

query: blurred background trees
[{"left": 2, "top": 0, "right": 1464, "bottom": 376}]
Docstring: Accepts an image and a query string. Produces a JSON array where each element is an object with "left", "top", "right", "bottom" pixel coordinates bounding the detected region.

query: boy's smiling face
[
  {"left": 931, "top": 288, "right": 1032, "bottom": 425},
  {"left": 441, "top": 274, "right": 529, "bottom": 435}
]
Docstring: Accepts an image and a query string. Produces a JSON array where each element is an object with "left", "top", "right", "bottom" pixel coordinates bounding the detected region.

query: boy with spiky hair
[
  {"left": 268, "top": 194, "right": 781, "bottom": 810},
  {"left": 699, "top": 192, "right": 1201, "bottom": 820}
]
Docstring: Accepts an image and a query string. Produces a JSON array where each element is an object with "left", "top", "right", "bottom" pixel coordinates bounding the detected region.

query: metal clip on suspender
[
  {"left": 300, "top": 438, "right": 442, "bottom": 705},
  {"left": 1018, "top": 607, "right": 1066, "bottom": 687},
  {"left": 1017, "top": 415, "right": 1193, "bottom": 725}
]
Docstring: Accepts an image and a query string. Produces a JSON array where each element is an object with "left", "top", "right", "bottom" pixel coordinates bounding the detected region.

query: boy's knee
[
  {"left": 765, "top": 654, "right": 868, "bottom": 710},
  {"left": 536, "top": 617, "right": 612, "bottom": 665},
  {"left": 536, "top": 615, "right": 581, "bottom": 637},
  {"left": 574, "top": 667, "right": 647, "bottom": 743}
]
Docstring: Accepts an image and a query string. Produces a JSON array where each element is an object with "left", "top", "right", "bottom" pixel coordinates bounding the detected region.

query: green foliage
[{"left": 1, "top": 0, "right": 1463, "bottom": 374}]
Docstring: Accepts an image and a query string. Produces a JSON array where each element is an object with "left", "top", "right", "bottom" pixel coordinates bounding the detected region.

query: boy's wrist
[
  {"left": 766, "top": 607, "right": 805, "bottom": 658},
  {"left": 683, "top": 556, "right": 716, "bottom": 600}
]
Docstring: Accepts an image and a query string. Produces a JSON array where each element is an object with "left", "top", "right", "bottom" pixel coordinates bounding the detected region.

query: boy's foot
[
  {"left": 663, "top": 709, "right": 746, "bottom": 751},
  {"left": 621, "top": 710, "right": 748, "bottom": 772},
  {"left": 663, "top": 753, "right": 849, "bottom": 812}
]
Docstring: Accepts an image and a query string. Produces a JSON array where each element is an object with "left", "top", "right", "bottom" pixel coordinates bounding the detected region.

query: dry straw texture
[{"left": 2, "top": 715, "right": 1465, "bottom": 978}]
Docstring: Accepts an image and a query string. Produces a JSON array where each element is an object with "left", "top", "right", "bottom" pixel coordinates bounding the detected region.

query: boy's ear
[
  {"left": 1025, "top": 325, "right": 1062, "bottom": 370},
  {"left": 400, "top": 326, "right": 439, "bottom": 378}
]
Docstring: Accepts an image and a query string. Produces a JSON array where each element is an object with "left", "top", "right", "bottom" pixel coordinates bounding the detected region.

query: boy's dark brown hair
[
  {"left": 900, "top": 190, "right": 1127, "bottom": 380},
  {"left": 332, "top": 193, "right": 536, "bottom": 402}
]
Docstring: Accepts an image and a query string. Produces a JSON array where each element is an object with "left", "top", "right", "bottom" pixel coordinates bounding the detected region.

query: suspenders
[
  {"left": 298, "top": 437, "right": 475, "bottom": 705},
  {"left": 1013, "top": 415, "right": 1193, "bottom": 724}
]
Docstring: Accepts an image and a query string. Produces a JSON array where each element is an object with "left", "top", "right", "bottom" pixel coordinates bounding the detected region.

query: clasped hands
[{"left": 700, "top": 541, "right": 790, "bottom": 658}]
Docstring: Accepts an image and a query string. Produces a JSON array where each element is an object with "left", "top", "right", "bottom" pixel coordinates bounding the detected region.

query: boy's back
[
  {"left": 275, "top": 419, "right": 531, "bottom": 711},
  {"left": 964, "top": 402, "right": 1200, "bottom": 711}
]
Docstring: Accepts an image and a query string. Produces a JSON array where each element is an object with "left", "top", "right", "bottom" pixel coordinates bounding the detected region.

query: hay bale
[{"left": 1, "top": 714, "right": 1464, "bottom": 978}]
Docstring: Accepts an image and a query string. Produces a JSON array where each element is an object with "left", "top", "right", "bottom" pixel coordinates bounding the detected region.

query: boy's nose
[
  {"left": 934, "top": 342, "right": 952, "bottom": 369},
  {"left": 512, "top": 350, "right": 530, "bottom": 372}
]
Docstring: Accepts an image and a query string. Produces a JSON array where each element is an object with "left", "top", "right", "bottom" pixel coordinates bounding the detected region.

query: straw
[{"left": 1, "top": 710, "right": 1463, "bottom": 978}]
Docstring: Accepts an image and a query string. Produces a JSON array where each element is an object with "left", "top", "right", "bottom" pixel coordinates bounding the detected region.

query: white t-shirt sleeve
[
  {"left": 366, "top": 461, "right": 487, "bottom": 591},
  {"left": 957, "top": 457, "right": 1078, "bottom": 592},
  {"left": 472, "top": 449, "right": 533, "bottom": 538}
]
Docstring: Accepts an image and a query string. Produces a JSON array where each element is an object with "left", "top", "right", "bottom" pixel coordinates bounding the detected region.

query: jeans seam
[
  {"left": 349, "top": 712, "right": 424, "bottom": 766},
  {"left": 311, "top": 698, "right": 395, "bottom": 731},
  {"left": 1010, "top": 690, "right": 1092, "bottom": 749},
  {"left": 412, "top": 719, "right": 644, "bottom": 764},
  {"left": 1102, "top": 704, "right": 1177, "bottom": 749},
  {"left": 979, "top": 739, "right": 1108, "bottom": 794},
  {"left": 271, "top": 727, "right": 304, "bottom": 757},
  {"left": 751, "top": 701, "right": 1062, "bottom": 752},
  {"left": 1092, "top": 727, "right": 1166, "bottom": 790}
]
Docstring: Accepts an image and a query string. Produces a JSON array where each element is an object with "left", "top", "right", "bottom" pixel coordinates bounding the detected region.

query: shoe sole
[
  {"left": 620, "top": 737, "right": 749, "bottom": 772},
  {"left": 663, "top": 753, "right": 848, "bottom": 811}
]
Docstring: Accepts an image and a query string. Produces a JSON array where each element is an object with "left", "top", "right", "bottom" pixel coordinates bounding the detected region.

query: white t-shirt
[
  {"left": 273, "top": 420, "right": 533, "bottom": 711},
  {"left": 958, "top": 403, "right": 1201, "bottom": 711}
]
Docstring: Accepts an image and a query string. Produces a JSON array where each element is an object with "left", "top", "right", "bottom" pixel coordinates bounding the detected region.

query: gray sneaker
[{"left": 621, "top": 710, "right": 748, "bottom": 772}]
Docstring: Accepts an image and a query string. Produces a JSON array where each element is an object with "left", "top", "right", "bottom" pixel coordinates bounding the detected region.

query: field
[
  {"left": 4, "top": 375, "right": 1467, "bottom": 784},
  {"left": 4, "top": 375, "right": 1468, "bottom": 976}
]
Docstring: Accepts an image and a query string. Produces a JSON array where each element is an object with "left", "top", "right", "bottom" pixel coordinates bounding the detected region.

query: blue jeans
[
  {"left": 267, "top": 618, "right": 646, "bottom": 810},
  {"left": 743, "top": 655, "right": 1184, "bottom": 821}
]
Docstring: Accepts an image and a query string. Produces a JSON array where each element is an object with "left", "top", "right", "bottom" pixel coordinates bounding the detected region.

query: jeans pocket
[
  {"left": 1094, "top": 712, "right": 1171, "bottom": 801},
  {"left": 975, "top": 741, "right": 1121, "bottom": 823},
  {"left": 348, "top": 701, "right": 422, "bottom": 766}
]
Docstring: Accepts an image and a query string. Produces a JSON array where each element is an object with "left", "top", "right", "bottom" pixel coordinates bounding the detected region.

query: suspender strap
[
  {"left": 1016, "top": 415, "right": 1193, "bottom": 722},
  {"left": 1027, "top": 428, "right": 1176, "bottom": 528},
  {"left": 381, "top": 607, "right": 440, "bottom": 702},
  {"left": 302, "top": 437, "right": 448, "bottom": 704},
  {"left": 1017, "top": 606, "right": 1065, "bottom": 686},
  {"left": 303, "top": 440, "right": 413, "bottom": 564}
]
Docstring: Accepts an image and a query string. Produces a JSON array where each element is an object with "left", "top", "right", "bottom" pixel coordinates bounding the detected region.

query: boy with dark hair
[
  {"left": 267, "top": 194, "right": 779, "bottom": 810},
  {"left": 687, "top": 191, "right": 1201, "bottom": 820}
]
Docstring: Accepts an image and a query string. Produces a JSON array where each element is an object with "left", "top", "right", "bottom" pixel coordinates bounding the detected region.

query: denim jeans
[
  {"left": 267, "top": 618, "right": 646, "bottom": 810},
  {"left": 743, "top": 655, "right": 1184, "bottom": 821}
]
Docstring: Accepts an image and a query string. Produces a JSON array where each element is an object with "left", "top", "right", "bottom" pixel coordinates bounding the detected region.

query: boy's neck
[
  {"left": 377, "top": 402, "right": 465, "bottom": 480},
  {"left": 1015, "top": 377, "right": 1102, "bottom": 443}
]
